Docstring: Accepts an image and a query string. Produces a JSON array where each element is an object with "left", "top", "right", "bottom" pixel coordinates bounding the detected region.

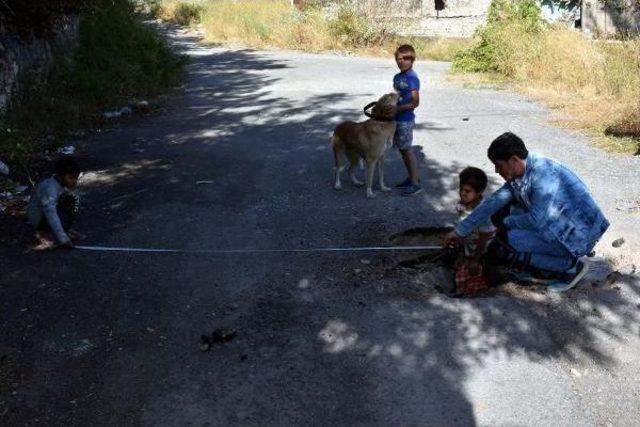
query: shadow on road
[{"left": 1, "top": 28, "right": 639, "bottom": 426}]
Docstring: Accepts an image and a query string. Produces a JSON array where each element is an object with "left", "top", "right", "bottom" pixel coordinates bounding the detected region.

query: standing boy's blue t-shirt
[{"left": 393, "top": 69, "right": 420, "bottom": 122}]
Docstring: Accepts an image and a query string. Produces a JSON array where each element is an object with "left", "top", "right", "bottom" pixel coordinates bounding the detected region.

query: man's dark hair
[
  {"left": 487, "top": 132, "right": 529, "bottom": 162},
  {"left": 459, "top": 167, "right": 488, "bottom": 193},
  {"left": 54, "top": 156, "right": 82, "bottom": 176}
]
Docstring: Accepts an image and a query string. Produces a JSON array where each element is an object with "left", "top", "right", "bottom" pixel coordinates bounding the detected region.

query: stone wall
[
  {"left": 0, "top": 15, "right": 79, "bottom": 113},
  {"left": 357, "top": 0, "right": 493, "bottom": 38}
]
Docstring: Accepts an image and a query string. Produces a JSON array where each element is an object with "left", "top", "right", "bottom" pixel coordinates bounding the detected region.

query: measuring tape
[{"left": 74, "top": 244, "right": 443, "bottom": 254}]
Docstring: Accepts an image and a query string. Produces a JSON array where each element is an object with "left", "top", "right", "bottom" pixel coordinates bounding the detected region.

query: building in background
[{"left": 581, "top": 0, "right": 640, "bottom": 35}]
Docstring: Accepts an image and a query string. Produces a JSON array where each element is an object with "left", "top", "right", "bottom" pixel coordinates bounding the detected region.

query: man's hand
[{"left": 443, "top": 230, "right": 462, "bottom": 248}]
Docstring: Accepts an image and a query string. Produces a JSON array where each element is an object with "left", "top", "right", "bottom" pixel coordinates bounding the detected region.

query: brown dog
[{"left": 331, "top": 92, "right": 399, "bottom": 198}]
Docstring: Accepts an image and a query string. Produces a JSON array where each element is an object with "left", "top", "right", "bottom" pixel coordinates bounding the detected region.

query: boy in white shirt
[{"left": 28, "top": 156, "right": 83, "bottom": 250}]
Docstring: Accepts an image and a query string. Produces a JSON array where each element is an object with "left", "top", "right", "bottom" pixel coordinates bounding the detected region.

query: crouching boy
[
  {"left": 449, "top": 167, "right": 495, "bottom": 296},
  {"left": 28, "top": 156, "right": 83, "bottom": 250}
]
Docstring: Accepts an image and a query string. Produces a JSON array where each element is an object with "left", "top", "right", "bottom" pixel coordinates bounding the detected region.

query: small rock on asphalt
[
  {"left": 612, "top": 237, "right": 625, "bottom": 248},
  {"left": 200, "top": 329, "right": 237, "bottom": 351}
]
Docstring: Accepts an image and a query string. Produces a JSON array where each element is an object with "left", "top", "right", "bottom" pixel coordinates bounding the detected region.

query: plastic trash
[{"left": 58, "top": 146, "right": 76, "bottom": 155}]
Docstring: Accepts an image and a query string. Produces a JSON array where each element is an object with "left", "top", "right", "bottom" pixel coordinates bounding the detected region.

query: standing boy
[{"left": 393, "top": 44, "right": 422, "bottom": 196}]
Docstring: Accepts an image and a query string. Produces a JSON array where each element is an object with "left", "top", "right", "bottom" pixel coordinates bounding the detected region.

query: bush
[
  {"left": 0, "top": 2, "right": 185, "bottom": 173},
  {"left": 453, "top": 0, "right": 544, "bottom": 74},
  {"left": 171, "top": 2, "right": 204, "bottom": 26},
  {"left": 328, "top": 3, "right": 379, "bottom": 48},
  {"left": 67, "top": 3, "right": 185, "bottom": 105},
  {"left": 452, "top": 0, "right": 640, "bottom": 152}
]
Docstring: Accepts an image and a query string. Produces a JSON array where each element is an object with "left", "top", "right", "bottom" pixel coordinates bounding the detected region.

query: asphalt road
[{"left": 2, "top": 26, "right": 640, "bottom": 426}]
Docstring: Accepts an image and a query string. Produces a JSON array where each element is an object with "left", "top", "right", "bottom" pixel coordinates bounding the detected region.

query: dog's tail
[{"left": 331, "top": 134, "right": 345, "bottom": 172}]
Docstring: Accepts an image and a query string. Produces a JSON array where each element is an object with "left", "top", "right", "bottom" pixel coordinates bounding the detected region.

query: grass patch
[
  {"left": 0, "top": 3, "right": 185, "bottom": 176},
  {"left": 454, "top": 0, "right": 640, "bottom": 153},
  {"left": 154, "top": 0, "right": 470, "bottom": 60}
]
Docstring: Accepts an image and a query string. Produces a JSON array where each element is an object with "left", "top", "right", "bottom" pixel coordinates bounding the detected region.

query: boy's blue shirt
[
  {"left": 454, "top": 153, "right": 609, "bottom": 257},
  {"left": 393, "top": 69, "right": 420, "bottom": 122}
]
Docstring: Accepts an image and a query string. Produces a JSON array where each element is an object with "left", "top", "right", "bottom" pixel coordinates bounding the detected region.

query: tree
[
  {"left": 539, "top": 0, "right": 580, "bottom": 13},
  {"left": 541, "top": 0, "right": 640, "bottom": 12}
]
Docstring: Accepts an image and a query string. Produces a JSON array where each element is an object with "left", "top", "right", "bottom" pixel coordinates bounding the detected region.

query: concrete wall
[
  {"left": 582, "top": 1, "right": 640, "bottom": 35},
  {"left": 0, "top": 15, "right": 79, "bottom": 113}
]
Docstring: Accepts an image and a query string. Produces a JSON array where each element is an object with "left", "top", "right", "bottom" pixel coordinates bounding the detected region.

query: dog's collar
[{"left": 371, "top": 116, "right": 396, "bottom": 122}]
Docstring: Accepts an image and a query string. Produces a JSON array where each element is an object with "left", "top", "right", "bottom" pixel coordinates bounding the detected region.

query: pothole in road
[
  {"left": 389, "top": 226, "right": 451, "bottom": 268},
  {"left": 389, "top": 226, "right": 452, "bottom": 247},
  {"left": 387, "top": 227, "right": 618, "bottom": 300},
  {"left": 389, "top": 226, "right": 456, "bottom": 295}
]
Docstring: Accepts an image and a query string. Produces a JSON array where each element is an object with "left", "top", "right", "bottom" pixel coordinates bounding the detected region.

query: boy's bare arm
[{"left": 396, "top": 90, "right": 420, "bottom": 113}]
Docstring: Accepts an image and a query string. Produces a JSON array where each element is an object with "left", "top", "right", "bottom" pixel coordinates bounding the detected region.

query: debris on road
[
  {"left": 0, "top": 159, "right": 9, "bottom": 176},
  {"left": 196, "top": 180, "right": 214, "bottom": 185},
  {"left": 212, "top": 329, "right": 236, "bottom": 342},
  {"left": 0, "top": 187, "right": 31, "bottom": 216},
  {"left": 73, "top": 339, "right": 96, "bottom": 356},
  {"left": 58, "top": 146, "right": 76, "bottom": 155},
  {"left": 133, "top": 100, "right": 150, "bottom": 113},
  {"left": 200, "top": 328, "right": 237, "bottom": 352},
  {"left": 104, "top": 106, "right": 133, "bottom": 119}
]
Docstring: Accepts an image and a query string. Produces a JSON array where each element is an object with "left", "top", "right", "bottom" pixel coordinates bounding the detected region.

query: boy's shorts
[{"left": 393, "top": 121, "right": 414, "bottom": 151}]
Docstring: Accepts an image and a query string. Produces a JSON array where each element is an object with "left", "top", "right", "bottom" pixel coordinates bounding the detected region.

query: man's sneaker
[
  {"left": 401, "top": 183, "right": 423, "bottom": 197},
  {"left": 395, "top": 178, "right": 412, "bottom": 189},
  {"left": 547, "top": 259, "right": 590, "bottom": 292}
]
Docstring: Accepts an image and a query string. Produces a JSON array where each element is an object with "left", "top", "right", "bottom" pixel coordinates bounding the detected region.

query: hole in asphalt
[
  {"left": 389, "top": 226, "right": 456, "bottom": 295},
  {"left": 388, "top": 226, "right": 452, "bottom": 247}
]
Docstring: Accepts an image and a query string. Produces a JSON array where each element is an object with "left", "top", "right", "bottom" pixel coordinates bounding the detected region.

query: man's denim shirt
[{"left": 455, "top": 153, "right": 610, "bottom": 257}]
